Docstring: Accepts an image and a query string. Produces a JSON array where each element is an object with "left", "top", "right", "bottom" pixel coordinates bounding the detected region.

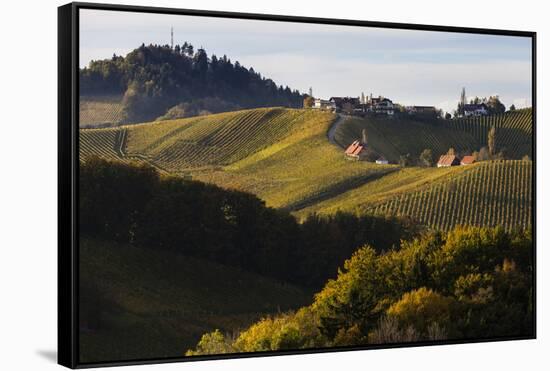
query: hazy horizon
[{"left": 80, "top": 9, "right": 532, "bottom": 114}]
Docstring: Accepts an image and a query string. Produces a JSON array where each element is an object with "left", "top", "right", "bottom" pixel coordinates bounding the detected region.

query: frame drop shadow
[{"left": 36, "top": 350, "right": 57, "bottom": 363}]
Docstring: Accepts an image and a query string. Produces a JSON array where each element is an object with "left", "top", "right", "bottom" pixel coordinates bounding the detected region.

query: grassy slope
[
  {"left": 79, "top": 238, "right": 311, "bottom": 363},
  {"left": 80, "top": 95, "right": 125, "bottom": 127}
]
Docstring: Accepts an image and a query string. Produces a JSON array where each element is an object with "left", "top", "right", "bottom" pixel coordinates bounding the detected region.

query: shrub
[
  {"left": 185, "top": 329, "right": 234, "bottom": 356},
  {"left": 386, "top": 287, "right": 454, "bottom": 336},
  {"left": 368, "top": 316, "right": 419, "bottom": 344}
]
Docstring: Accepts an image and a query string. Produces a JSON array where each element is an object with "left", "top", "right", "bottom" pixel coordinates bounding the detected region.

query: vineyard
[
  {"left": 368, "top": 160, "right": 532, "bottom": 231},
  {"left": 334, "top": 109, "right": 533, "bottom": 162},
  {"left": 79, "top": 95, "right": 126, "bottom": 127},
  {"left": 124, "top": 108, "right": 330, "bottom": 172},
  {"left": 298, "top": 160, "right": 532, "bottom": 231},
  {"left": 79, "top": 108, "right": 398, "bottom": 209},
  {"left": 189, "top": 111, "right": 397, "bottom": 209},
  {"left": 79, "top": 107, "right": 533, "bottom": 231},
  {"left": 447, "top": 108, "right": 532, "bottom": 159},
  {"left": 79, "top": 128, "right": 125, "bottom": 163},
  {"left": 333, "top": 117, "right": 479, "bottom": 163}
]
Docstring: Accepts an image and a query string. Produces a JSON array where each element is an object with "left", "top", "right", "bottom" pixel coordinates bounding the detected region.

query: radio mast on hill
[{"left": 171, "top": 26, "right": 174, "bottom": 49}]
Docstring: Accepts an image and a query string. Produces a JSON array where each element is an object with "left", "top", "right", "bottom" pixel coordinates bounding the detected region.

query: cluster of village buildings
[
  {"left": 313, "top": 94, "right": 490, "bottom": 118},
  {"left": 313, "top": 95, "right": 404, "bottom": 116}
]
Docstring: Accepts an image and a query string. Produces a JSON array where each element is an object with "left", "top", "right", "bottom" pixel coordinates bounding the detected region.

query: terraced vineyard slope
[
  {"left": 80, "top": 108, "right": 397, "bottom": 209},
  {"left": 367, "top": 160, "right": 532, "bottom": 231},
  {"left": 448, "top": 108, "right": 532, "bottom": 159},
  {"left": 298, "top": 160, "right": 532, "bottom": 231},
  {"left": 79, "top": 128, "right": 125, "bottom": 163},
  {"left": 124, "top": 107, "right": 325, "bottom": 172},
  {"left": 80, "top": 108, "right": 312, "bottom": 171},
  {"left": 80, "top": 108, "right": 533, "bottom": 231}
]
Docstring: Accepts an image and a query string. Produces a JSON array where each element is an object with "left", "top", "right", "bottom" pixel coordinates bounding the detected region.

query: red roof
[
  {"left": 461, "top": 155, "right": 475, "bottom": 165},
  {"left": 437, "top": 154, "right": 459, "bottom": 166},
  {"left": 345, "top": 140, "right": 366, "bottom": 156}
]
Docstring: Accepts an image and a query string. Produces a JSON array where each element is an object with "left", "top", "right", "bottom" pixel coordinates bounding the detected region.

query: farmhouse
[
  {"left": 464, "top": 103, "right": 489, "bottom": 117},
  {"left": 376, "top": 157, "right": 389, "bottom": 165},
  {"left": 437, "top": 154, "right": 460, "bottom": 167},
  {"left": 313, "top": 98, "right": 336, "bottom": 111},
  {"left": 344, "top": 140, "right": 369, "bottom": 160},
  {"left": 370, "top": 97, "right": 395, "bottom": 116},
  {"left": 461, "top": 155, "right": 475, "bottom": 165}
]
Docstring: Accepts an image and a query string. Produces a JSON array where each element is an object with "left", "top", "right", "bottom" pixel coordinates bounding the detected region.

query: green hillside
[
  {"left": 79, "top": 127, "right": 124, "bottom": 163},
  {"left": 80, "top": 108, "right": 397, "bottom": 209},
  {"left": 80, "top": 95, "right": 125, "bottom": 127},
  {"left": 79, "top": 108, "right": 533, "bottom": 231},
  {"left": 79, "top": 238, "right": 311, "bottom": 363},
  {"left": 334, "top": 109, "right": 532, "bottom": 162},
  {"left": 124, "top": 107, "right": 326, "bottom": 171},
  {"left": 80, "top": 108, "right": 330, "bottom": 170}
]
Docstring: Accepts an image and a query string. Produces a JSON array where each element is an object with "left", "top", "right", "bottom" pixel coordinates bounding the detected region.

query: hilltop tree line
[
  {"left": 188, "top": 225, "right": 533, "bottom": 355},
  {"left": 80, "top": 43, "right": 304, "bottom": 123},
  {"left": 80, "top": 158, "right": 418, "bottom": 288},
  {"left": 454, "top": 88, "right": 507, "bottom": 118}
]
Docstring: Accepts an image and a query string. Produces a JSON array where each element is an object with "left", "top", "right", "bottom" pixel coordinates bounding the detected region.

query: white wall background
[{"left": 0, "top": 0, "right": 547, "bottom": 369}]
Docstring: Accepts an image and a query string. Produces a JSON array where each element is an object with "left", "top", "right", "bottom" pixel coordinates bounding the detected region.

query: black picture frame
[{"left": 58, "top": 2, "right": 537, "bottom": 368}]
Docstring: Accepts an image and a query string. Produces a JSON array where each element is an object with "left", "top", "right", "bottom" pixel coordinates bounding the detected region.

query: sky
[{"left": 80, "top": 9, "right": 532, "bottom": 114}]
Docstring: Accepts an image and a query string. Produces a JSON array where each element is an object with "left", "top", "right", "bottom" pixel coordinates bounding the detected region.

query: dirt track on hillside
[{"left": 327, "top": 114, "right": 350, "bottom": 148}]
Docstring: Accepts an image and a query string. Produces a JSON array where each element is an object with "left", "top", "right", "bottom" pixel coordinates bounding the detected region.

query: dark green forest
[
  {"left": 80, "top": 43, "right": 304, "bottom": 122},
  {"left": 80, "top": 157, "right": 417, "bottom": 289}
]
